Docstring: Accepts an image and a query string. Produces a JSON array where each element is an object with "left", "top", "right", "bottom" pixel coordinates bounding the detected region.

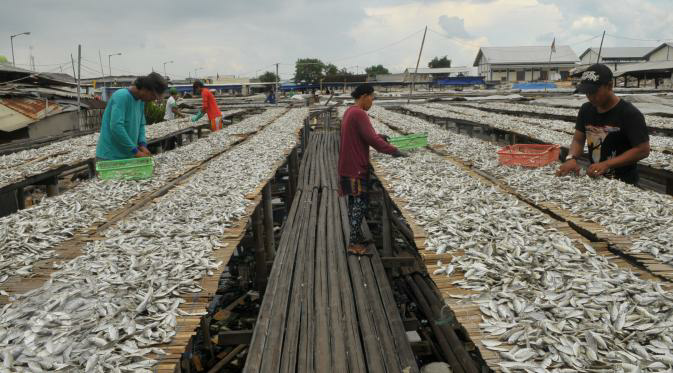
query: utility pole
[
  {"left": 98, "top": 50, "right": 105, "bottom": 76},
  {"left": 76, "top": 45, "right": 82, "bottom": 131},
  {"left": 597, "top": 30, "right": 606, "bottom": 63},
  {"left": 408, "top": 26, "right": 427, "bottom": 104},
  {"left": 108, "top": 52, "right": 122, "bottom": 77},
  {"left": 275, "top": 63, "right": 280, "bottom": 100},
  {"left": 163, "top": 60, "right": 174, "bottom": 79},
  {"left": 10, "top": 32, "right": 30, "bottom": 67}
]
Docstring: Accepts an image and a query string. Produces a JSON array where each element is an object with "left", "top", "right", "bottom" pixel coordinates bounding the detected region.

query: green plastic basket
[
  {"left": 96, "top": 157, "right": 154, "bottom": 180},
  {"left": 389, "top": 133, "right": 428, "bottom": 150}
]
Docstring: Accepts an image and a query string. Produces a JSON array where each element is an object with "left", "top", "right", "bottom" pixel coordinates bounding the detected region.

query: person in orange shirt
[{"left": 191, "top": 80, "right": 223, "bottom": 132}]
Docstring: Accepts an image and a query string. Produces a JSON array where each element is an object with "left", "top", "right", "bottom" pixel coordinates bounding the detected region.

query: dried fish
[
  {"left": 372, "top": 146, "right": 673, "bottom": 372},
  {"left": 0, "top": 109, "right": 246, "bottom": 188},
  {"left": 0, "top": 108, "right": 306, "bottom": 371},
  {"left": 369, "top": 105, "right": 673, "bottom": 266},
  {"left": 0, "top": 109, "right": 287, "bottom": 283}
]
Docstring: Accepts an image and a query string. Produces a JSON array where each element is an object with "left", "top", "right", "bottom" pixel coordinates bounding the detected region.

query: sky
[{"left": 1, "top": 0, "right": 672, "bottom": 81}]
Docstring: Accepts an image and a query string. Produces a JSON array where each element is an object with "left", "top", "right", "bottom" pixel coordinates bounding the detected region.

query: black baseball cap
[{"left": 575, "top": 64, "right": 613, "bottom": 94}]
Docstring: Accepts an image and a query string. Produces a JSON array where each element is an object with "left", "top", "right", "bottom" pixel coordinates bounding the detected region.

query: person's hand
[
  {"left": 587, "top": 162, "right": 610, "bottom": 178},
  {"left": 134, "top": 146, "right": 151, "bottom": 158},
  {"left": 556, "top": 159, "right": 580, "bottom": 177},
  {"left": 392, "top": 150, "right": 409, "bottom": 158},
  {"left": 380, "top": 134, "right": 390, "bottom": 143}
]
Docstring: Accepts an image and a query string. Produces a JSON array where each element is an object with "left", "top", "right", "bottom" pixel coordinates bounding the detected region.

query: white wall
[
  {"left": 648, "top": 45, "right": 673, "bottom": 62},
  {"left": 581, "top": 50, "right": 599, "bottom": 65}
]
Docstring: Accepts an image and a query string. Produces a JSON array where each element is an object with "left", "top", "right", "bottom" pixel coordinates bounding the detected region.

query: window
[
  {"left": 540, "top": 70, "right": 548, "bottom": 80},
  {"left": 516, "top": 71, "right": 525, "bottom": 81},
  {"left": 560, "top": 71, "right": 569, "bottom": 80}
]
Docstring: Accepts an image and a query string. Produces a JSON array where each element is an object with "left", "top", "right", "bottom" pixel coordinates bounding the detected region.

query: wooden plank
[{"left": 313, "top": 191, "right": 331, "bottom": 372}]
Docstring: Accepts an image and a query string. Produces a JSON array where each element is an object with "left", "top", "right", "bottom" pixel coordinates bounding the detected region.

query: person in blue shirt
[{"left": 96, "top": 72, "right": 168, "bottom": 160}]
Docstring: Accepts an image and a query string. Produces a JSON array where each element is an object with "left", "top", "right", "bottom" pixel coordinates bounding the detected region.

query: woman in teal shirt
[{"left": 96, "top": 72, "right": 168, "bottom": 160}]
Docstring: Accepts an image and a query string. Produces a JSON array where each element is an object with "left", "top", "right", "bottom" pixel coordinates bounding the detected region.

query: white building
[
  {"left": 473, "top": 46, "right": 578, "bottom": 82},
  {"left": 578, "top": 47, "right": 651, "bottom": 70},
  {"left": 644, "top": 43, "right": 673, "bottom": 62}
]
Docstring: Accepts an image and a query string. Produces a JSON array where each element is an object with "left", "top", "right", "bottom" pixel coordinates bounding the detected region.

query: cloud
[
  {"left": 571, "top": 16, "right": 617, "bottom": 33},
  {"left": 438, "top": 15, "right": 471, "bottom": 38},
  {"left": 1, "top": 0, "right": 671, "bottom": 79},
  {"left": 536, "top": 32, "right": 555, "bottom": 43}
]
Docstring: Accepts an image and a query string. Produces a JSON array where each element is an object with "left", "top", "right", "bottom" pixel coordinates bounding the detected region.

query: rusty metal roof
[
  {"left": 0, "top": 97, "right": 61, "bottom": 120},
  {"left": 0, "top": 104, "right": 33, "bottom": 132}
]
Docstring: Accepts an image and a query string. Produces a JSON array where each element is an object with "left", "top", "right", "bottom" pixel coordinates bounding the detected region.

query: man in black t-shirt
[{"left": 556, "top": 64, "right": 650, "bottom": 185}]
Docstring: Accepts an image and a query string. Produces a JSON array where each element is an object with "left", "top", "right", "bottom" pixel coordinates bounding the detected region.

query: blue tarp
[
  {"left": 512, "top": 82, "right": 557, "bottom": 90},
  {"left": 435, "top": 76, "right": 484, "bottom": 86}
]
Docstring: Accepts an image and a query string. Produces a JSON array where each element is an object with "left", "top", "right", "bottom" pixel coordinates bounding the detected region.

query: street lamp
[
  {"left": 163, "top": 60, "right": 174, "bottom": 79},
  {"left": 10, "top": 32, "right": 30, "bottom": 67},
  {"left": 108, "top": 52, "right": 122, "bottom": 77}
]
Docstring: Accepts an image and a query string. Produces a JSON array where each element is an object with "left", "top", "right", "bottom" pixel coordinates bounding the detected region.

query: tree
[
  {"left": 324, "top": 63, "right": 339, "bottom": 77},
  {"left": 428, "top": 56, "right": 451, "bottom": 68},
  {"left": 0, "top": 56, "right": 8, "bottom": 64},
  {"left": 294, "top": 58, "right": 325, "bottom": 83},
  {"left": 365, "top": 64, "right": 390, "bottom": 76},
  {"left": 258, "top": 71, "right": 278, "bottom": 83}
]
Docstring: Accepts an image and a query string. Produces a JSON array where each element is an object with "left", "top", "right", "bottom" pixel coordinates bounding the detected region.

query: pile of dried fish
[
  {"left": 373, "top": 147, "right": 673, "bottom": 372},
  {"left": 464, "top": 101, "right": 673, "bottom": 131},
  {"left": 370, "top": 106, "right": 673, "bottom": 268},
  {"left": 0, "top": 108, "right": 306, "bottom": 372},
  {"left": 457, "top": 103, "right": 673, "bottom": 152},
  {"left": 0, "top": 109, "right": 286, "bottom": 284},
  {"left": 0, "top": 109, "right": 244, "bottom": 188},
  {"left": 404, "top": 103, "right": 673, "bottom": 172}
]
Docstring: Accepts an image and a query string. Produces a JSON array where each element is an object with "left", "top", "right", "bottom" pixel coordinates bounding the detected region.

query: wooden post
[
  {"left": 381, "top": 195, "right": 393, "bottom": 257},
  {"left": 88, "top": 159, "right": 97, "bottom": 179},
  {"left": 16, "top": 187, "right": 25, "bottom": 210},
  {"left": 262, "top": 183, "right": 275, "bottom": 259},
  {"left": 289, "top": 148, "right": 299, "bottom": 199},
  {"left": 252, "top": 206, "right": 267, "bottom": 292},
  {"left": 45, "top": 176, "right": 59, "bottom": 197}
]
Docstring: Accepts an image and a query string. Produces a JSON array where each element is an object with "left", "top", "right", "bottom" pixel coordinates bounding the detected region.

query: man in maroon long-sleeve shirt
[{"left": 338, "top": 84, "right": 406, "bottom": 255}]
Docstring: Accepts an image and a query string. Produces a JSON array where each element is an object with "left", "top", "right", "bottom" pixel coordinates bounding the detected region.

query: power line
[
  {"left": 605, "top": 33, "right": 673, "bottom": 42},
  {"left": 329, "top": 28, "right": 425, "bottom": 62}
]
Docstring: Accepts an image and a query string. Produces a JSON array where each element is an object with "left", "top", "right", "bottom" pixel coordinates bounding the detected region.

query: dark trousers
[{"left": 347, "top": 193, "right": 369, "bottom": 246}]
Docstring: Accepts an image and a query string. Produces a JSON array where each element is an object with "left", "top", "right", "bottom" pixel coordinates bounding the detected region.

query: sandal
[{"left": 347, "top": 244, "right": 367, "bottom": 256}]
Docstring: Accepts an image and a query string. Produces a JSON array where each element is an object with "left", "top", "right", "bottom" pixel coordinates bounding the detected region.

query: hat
[
  {"left": 169, "top": 87, "right": 178, "bottom": 95},
  {"left": 575, "top": 64, "right": 613, "bottom": 94},
  {"left": 192, "top": 80, "right": 204, "bottom": 94}
]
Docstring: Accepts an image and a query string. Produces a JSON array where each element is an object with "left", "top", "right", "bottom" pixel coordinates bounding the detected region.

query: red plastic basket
[{"left": 497, "top": 144, "right": 560, "bottom": 168}]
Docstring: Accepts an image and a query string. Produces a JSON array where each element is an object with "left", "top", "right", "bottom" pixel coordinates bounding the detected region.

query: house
[
  {"left": 644, "top": 43, "right": 673, "bottom": 62},
  {"left": 473, "top": 46, "right": 578, "bottom": 82},
  {"left": 403, "top": 67, "right": 472, "bottom": 82},
  {"left": 0, "top": 63, "right": 103, "bottom": 142},
  {"left": 579, "top": 47, "right": 651, "bottom": 69}
]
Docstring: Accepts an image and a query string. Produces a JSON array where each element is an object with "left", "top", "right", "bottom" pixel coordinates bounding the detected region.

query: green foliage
[
  {"left": 144, "top": 100, "right": 166, "bottom": 125},
  {"left": 258, "top": 71, "right": 278, "bottom": 83},
  {"left": 339, "top": 68, "right": 353, "bottom": 76},
  {"left": 364, "top": 64, "right": 390, "bottom": 76},
  {"left": 294, "top": 58, "right": 325, "bottom": 83},
  {"left": 0, "top": 56, "right": 8, "bottom": 64},
  {"left": 428, "top": 56, "right": 452, "bottom": 68},
  {"left": 324, "top": 63, "right": 339, "bottom": 76}
]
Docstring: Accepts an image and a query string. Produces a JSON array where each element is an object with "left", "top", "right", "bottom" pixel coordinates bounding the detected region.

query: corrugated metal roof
[
  {"left": 0, "top": 98, "right": 61, "bottom": 120},
  {"left": 0, "top": 63, "right": 34, "bottom": 74},
  {"left": 614, "top": 60, "right": 673, "bottom": 76},
  {"left": 473, "top": 46, "right": 578, "bottom": 66},
  {"left": 643, "top": 43, "right": 673, "bottom": 60},
  {"left": 579, "top": 47, "right": 652, "bottom": 60},
  {"left": 0, "top": 104, "right": 33, "bottom": 132},
  {"left": 372, "top": 73, "right": 406, "bottom": 83},
  {"left": 404, "top": 67, "right": 471, "bottom": 74}
]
